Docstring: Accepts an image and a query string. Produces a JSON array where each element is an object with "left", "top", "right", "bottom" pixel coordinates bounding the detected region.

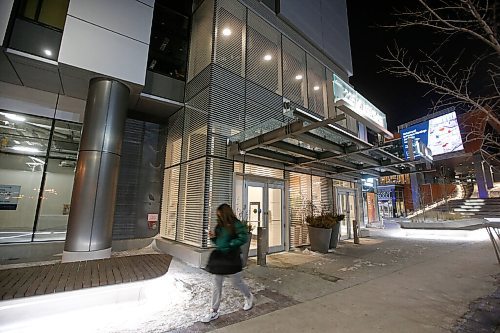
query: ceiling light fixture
[
  {"left": 313, "top": 85, "right": 320, "bottom": 91},
  {"left": 43, "top": 49, "right": 53, "bottom": 57},
  {"left": 222, "top": 28, "right": 232, "bottom": 36},
  {"left": 13, "top": 146, "right": 40, "bottom": 153},
  {"left": 263, "top": 54, "right": 272, "bottom": 61},
  {"left": 295, "top": 74, "right": 303, "bottom": 80},
  {"left": 2, "top": 113, "right": 26, "bottom": 122}
]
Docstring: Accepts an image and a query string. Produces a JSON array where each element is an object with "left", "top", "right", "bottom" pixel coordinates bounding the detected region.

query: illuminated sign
[
  {"left": 333, "top": 74, "right": 388, "bottom": 131},
  {"left": 400, "top": 111, "right": 463, "bottom": 160}
]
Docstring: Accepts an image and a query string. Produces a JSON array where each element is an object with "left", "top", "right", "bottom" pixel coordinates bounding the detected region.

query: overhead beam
[
  {"left": 294, "top": 132, "right": 345, "bottom": 154},
  {"left": 270, "top": 141, "right": 318, "bottom": 159},
  {"left": 248, "top": 148, "right": 298, "bottom": 164}
]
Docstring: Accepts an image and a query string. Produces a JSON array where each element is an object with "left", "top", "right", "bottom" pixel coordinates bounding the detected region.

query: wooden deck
[{"left": 0, "top": 254, "right": 172, "bottom": 300}]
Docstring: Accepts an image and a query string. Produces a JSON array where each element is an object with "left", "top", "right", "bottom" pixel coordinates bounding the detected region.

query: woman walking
[{"left": 202, "top": 203, "right": 254, "bottom": 323}]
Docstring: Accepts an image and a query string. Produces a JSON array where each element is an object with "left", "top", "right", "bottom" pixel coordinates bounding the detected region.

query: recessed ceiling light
[
  {"left": 263, "top": 54, "right": 272, "bottom": 61},
  {"left": 295, "top": 74, "right": 303, "bottom": 80},
  {"left": 3, "top": 113, "right": 26, "bottom": 122},
  {"left": 222, "top": 28, "right": 232, "bottom": 36},
  {"left": 43, "top": 49, "right": 52, "bottom": 57},
  {"left": 12, "top": 146, "right": 40, "bottom": 153},
  {"left": 313, "top": 85, "right": 320, "bottom": 91}
]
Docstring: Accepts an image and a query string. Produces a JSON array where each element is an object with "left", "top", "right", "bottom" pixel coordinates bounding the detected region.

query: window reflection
[
  {"left": 147, "top": 1, "right": 190, "bottom": 81},
  {"left": 18, "top": 0, "right": 69, "bottom": 31}
]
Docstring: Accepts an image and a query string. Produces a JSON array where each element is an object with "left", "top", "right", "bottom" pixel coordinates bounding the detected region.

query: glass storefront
[{"left": 0, "top": 111, "right": 81, "bottom": 243}]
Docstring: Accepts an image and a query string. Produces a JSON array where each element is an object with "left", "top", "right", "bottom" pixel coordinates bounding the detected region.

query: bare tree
[{"left": 380, "top": 0, "right": 500, "bottom": 155}]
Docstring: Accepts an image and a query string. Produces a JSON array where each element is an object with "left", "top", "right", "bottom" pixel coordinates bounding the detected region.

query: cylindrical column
[{"left": 63, "top": 78, "right": 129, "bottom": 262}]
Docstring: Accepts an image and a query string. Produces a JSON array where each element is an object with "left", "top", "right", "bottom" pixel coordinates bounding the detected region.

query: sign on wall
[
  {"left": 400, "top": 111, "right": 464, "bottom": 160},
  {"left": 0, "top": 185, "right": 21, "bottom": 210}
]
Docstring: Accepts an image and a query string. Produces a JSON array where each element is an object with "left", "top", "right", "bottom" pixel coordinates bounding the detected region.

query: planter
[
  {"left": 329, "top": 223, "right": 341, "bottom": 249},
  {"left": 308, "top": 226, "right": 332, "bottom": 254},
  {"left": 240, "top": 233, "right": 251, "bottom": 267}
]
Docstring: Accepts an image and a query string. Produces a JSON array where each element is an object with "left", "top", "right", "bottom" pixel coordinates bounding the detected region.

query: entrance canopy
[{"left": 228, "top": 108, "right": 419, "bottom": 180}]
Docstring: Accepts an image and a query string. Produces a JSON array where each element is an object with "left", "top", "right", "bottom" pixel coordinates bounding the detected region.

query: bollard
[
  {"left": 257, "top": 226, "right": 268, "bottom": 266},
  {"left": 353, "top": 220, "right": 360, "bottom": 244}
]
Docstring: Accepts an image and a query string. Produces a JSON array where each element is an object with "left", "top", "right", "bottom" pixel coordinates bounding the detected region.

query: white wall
[
  {"left": 0, "top": 0, "right": 14, "bottom": 45},
  {"left": 0, "top": 81, "right": 85, "bottom": 122},
  {"left": 58, "top": 0, "right": 154, "bottom": 86}
]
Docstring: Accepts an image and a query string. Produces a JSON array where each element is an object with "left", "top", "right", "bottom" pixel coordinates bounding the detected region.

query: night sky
[{"left": 346, "top": 1, "right": 435, "bottom": 131}]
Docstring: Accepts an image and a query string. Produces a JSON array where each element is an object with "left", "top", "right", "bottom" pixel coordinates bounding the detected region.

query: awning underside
[{"left": 228, "top": 111, "right": 416, "bottom": 179}]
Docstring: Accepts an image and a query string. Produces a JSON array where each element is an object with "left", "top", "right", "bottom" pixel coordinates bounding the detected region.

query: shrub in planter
[
  {"left": 306, "top": 213, "right": 336, "bottom": 253},
  {"left": 329, "top": 214, "right": 345, "bottom": 249}
]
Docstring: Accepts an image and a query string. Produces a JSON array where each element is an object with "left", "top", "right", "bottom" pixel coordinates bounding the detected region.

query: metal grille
[
  {"left": 177, "top": 158, "right": 206, "bottom": 246},
  {"left": 306, "top": 54, "right": 327, "bottom": 117},
  {"left": 210, "top": 84, "right": 245, "bottom": 137},
  {"left": 289, "top": 172, "right": 311, "bottom": 247},
  {"left": 234, "top": 161, "right": 243, "bottom": 173},
  {"left": 160, "top": 166, "right": 180, "bottom": 240},
  {"left": 311, "top": 176, "right": 333, "bottom": 213},
  {"left": 282, "top": 36, "right": 307, "bottom": 107},
  {"left": 214, "top": 0, "right": 246, "bottom": 77},
  {"left": 244, "top": 164, "right": 283, "bottom": 178},
  {"left": 246, "top": 80, "right": 282, "bottom": 112},
  {"left": 165, "top": 109, "right": 184, "bottom": 167},
  {"left": 188, "top": 0, "right": 214, "bottom": 81},
  {"left": 212, "top": 65, "right": 245, "bottom": 97},
  {"left": 205, "top": 157, "right": 233, "bottom": 245},
  {"left": 186, "top": 65, "right": 211, "bottom": 101},
  {"left": 246, "top": 11, "right": 282, "bottom": 95},
  {"left": 245, "top": 98, "right": 282, "bottom": 130},
  {"left": 184, "top": 88, "right": 209, "bottom": 162}
]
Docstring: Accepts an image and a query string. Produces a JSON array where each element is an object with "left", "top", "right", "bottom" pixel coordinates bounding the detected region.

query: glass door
[
  {"left": 245, "top": 180, "right": 285, "bottom": 255},
  {"left": 337, "top": 190, "right": 357, "bottom": 239}
]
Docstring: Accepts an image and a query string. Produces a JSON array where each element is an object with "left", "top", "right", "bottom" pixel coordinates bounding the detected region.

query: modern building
[{"left": 0, "top": 0, "right": 415, "bottom": 264}]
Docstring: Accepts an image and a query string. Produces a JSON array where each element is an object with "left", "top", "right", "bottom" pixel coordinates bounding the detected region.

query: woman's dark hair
[{"left": 216, "top": 203, "right": 237, "bottom": 235}]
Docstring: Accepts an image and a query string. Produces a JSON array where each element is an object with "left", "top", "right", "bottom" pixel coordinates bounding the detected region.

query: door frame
[
  {"left": 336, "top": 188, "right": 357, "bottom": 239},
  {"left": 244, "top": 177, "right": 286, "bottom": 255}
]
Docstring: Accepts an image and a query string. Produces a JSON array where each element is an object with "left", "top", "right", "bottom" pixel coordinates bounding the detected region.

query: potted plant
[
  {"left": 306, "top": 210, "right": 336, "bottom": 253},
  {"left": 329, "top": 214, "right": 345, "bottom": 249},
  {"left": 240, "top": 220, "right": 253, "bottom": 267}
]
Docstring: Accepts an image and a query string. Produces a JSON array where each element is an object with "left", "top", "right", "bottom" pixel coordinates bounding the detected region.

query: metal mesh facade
[
  {"left": 161, "top": 0, "right": 360, "bottom": 249},
  {"left": 306, "top": 54, "right": 327, "bottom": 117},
  {"left": 214, "top": 0, "right": 246, "bottom": 77},
  {"left": 282, "top": 37, "right": 307, "bottom": 107},
  {"left": 246, "top": 11, "right": 282, "bottom": 95},
  {"left": 188, "top": 0, "right": 214, "bottom": 81}
]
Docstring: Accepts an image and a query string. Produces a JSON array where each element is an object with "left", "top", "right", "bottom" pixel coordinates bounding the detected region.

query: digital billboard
[{"left": 400, "top": 111, "right": 464, "bottom": 160}]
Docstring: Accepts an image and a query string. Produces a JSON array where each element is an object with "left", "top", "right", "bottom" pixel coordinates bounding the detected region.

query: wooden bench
[{"left": 0, "top": 254, "right": 172, "bottom": 300}]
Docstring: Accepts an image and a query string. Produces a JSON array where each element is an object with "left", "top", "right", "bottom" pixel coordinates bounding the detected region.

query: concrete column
[
  {"left": 473, "top": 153, "right": 489, "bottom": 199},
  {"left": 63, "top": 78, "right": 129, "bottom": 262}
]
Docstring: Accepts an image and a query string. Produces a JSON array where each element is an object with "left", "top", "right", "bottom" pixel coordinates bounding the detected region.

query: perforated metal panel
[
  {"left": 244, "top": 164, "right": 283, "bottom": 178},
  {"left": 212, "top": 65, "right": 245, "bottom": 97},
  {"left": 245, "top": 98, "right": 282, "bottom": 130},
  {"left": 186, "top": 65, "right": 211, "bottom": 101},
  {"left": 188, "top": 0, "right": 215, "bottom": 81},
  {"left": 234, "top": 161, "right": 244, "bottom": 173},
  {"left": 306, "top": 54, "right": 327, "bottom": 117},
  {"left": 184, "top": 88, "right": 209, "bottom": 162},
  {"left": 210, "top": 84, "right": 245, "bottom": 136},
  {"left": 165, "top": 109, "right": 184, "bottom": 167},
  {"left": 246, "top": 11, "right": 282, "bottom": 95},
  {"left": 282, "top": 36, "right": 307, "bottom": 107},
  {"left": 205, "top": 157, "right": 234, "bottom": 246},
  {"left": 289, "top": 172, "right": 311, "bottom": 247},
  {"left": 214, "top": 0, "right": 246, "bottom": 77},
  {"left": 160, "top": 166, "right": 180, "bottom": 240},
  {"left": 177, "top": 158, "right": 206, "bottom": 246}
]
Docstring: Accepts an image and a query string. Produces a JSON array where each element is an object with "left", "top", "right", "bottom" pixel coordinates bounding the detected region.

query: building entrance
[
  {"left": 337, "top": 189, "right": 357, "bottom": 239},
  {"left": 244, "top": 179, "right": 285, "bottom": 255}
]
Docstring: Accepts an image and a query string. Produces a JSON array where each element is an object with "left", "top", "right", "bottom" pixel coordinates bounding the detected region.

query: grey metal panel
[
  {"left": 0, "top": 50, "right": 21, "bottom": 85},
  {"left": 79, "top": 80, "right": 112, "bottom": 151},
  {"left": 320, "top": 0, "right": 352, "bottom": 74},
  {"left": 0, "top": 0, "right": 14, "bottom": 46},
  {"left": 64, "top": 150, "right": 101, "bottom": 251},
  {"left": 279, "top": 0, "right": 322, "bottom": 53},
  {"left": 143, "top": 71, "right": 185, "bottom": 103},
  {"left": 90, "top": 152, "right": 121, "bottom": 251},
  {"left": 102, "top": 80, "right": 129, "bottom": 154}
]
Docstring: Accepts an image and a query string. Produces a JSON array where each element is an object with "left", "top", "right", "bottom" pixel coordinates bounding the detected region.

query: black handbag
[{"left": 205, "top": 248, "right": 242, "bottom": 275}]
